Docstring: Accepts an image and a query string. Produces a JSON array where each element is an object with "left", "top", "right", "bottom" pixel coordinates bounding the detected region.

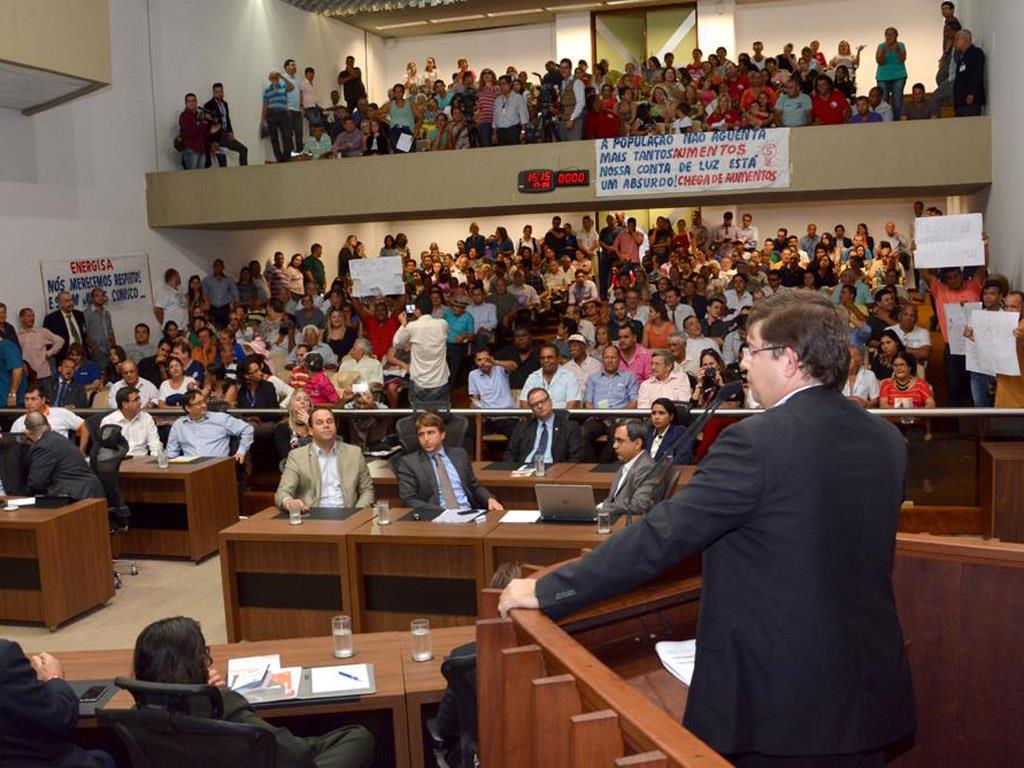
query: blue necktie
[
  {"left": 534, "top": 422, "right": 549, "bottom": 462},
  {"left": 56, "top": 381, "right": 67, "bottom": 407}
]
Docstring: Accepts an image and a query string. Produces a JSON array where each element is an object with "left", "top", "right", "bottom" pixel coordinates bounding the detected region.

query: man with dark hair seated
[
  {"left": 597, "top": 420, "right": 661, "bottom": 520},
  {"left": 131, "top": 617, "right": 374, "bottom": 767},
  {"left": 504, "top": 387, "right": 584, "bottom": 465}
]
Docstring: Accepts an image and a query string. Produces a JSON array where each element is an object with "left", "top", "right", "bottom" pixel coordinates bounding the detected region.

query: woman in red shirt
[
  {"left": 879, "top": 350, "right": 936, "bottom": 494},
  {"left": 707, "top": 94, "right": 740, "bottom": 131}
]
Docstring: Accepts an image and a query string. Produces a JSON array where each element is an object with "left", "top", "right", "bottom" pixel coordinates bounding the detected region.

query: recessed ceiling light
[
  {"left": 606, "top": 0, "right": 645, "bottom": 5},
  {"left": 544, "top": 3, "right": 599, "bottom": 9},
  {"left": 374, "top": 20, "right": 429, "bottom": 29},
  {"left": 486, "top": 8, "right": 544, "bottom": 16},
  {"left": 428, "top": 13, "right": 486, "bottom": 22}
]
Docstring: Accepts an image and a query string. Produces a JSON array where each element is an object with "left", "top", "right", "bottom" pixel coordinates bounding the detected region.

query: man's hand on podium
[{"left": 498, "top": 579, "right": 540, "bottom": 617}]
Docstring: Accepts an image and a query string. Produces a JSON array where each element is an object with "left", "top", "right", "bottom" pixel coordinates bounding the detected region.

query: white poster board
[
  {"left": 349, "top": 256, "right": 405, "bottom": 297},
  {"left": 914, "top": 214, "right": 985, "bottom": 269},
  {"left": 945, "top": 302, "right": 982, "bottom": 356},
  {"left": 965, "top": 310, "right": 1022, "bottom": 376},
  {"left": 40, "top": 254, "right": 154, "bottom": 339}
]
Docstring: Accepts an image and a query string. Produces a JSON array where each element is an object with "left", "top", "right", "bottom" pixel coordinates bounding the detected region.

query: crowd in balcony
[{"left": 174, "top": 2, "right": 985, "bottom": 167}]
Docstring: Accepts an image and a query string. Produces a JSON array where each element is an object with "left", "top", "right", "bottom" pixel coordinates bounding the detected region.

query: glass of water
[
  {"left": 410, "top": 618, "right": 433, "bottom": 662},
  {"left": 332, "top": 615, "right": 354, "bottom": 658},
  {"left": 596, "top": 505, "right": 612, "bottom": 535},
  {"left": 374, "top": 500, "right": 391, "bottom": 526},
  {"left": 288, "top": 506, "right": 303, "bottom": 526},
  {"left": 534, "top": 454, "right": 546, "bottom": 477}
]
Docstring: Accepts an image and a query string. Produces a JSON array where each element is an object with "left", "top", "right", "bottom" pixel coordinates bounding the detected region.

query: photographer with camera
[
  {"left": 452, "top": 72, "right": 479, "bottom": 148},
  {"left": 557, "top": 58, "right": 586, "bottom": 141},
  {"left": 690, "top": 348, "right": 741, "bottom": 408}
]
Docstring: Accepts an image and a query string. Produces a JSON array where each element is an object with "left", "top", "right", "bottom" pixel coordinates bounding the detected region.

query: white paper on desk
[
  {"left": 168, "top": 455, "right": 201, "bottom": 464},
  {"left": 432, "top": 508, "right": 481, "bottom": 524},
  {"left": 914, "top": 214, "right": 985, "bottom": 268},
  {"left": 510, "top": 464, "right": 535, "bottom": 477},
  {"left": 966, "top": 310, "right": 1022, "bottom": 376},
  {"left": 227, "top": 655, "right": 280, "bottom": 691},
  {"left": 5, "top": 497, "right": 36, "bottom": 507},
  {"left": 655, "top": 640, "right": 697, "bottom": 686},
  {"left": 945, "top": 302, "right": 981, "bottom": 356},
  {"left": 310, "top": 664, "right": 371, "bottom": 695},
  {"left": 500, "top": 510, "right": 541, "bottom": 524}
]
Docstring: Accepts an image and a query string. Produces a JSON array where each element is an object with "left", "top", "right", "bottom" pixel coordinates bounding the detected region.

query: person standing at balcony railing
[
  {"left": 953, "top": 30, "right": 985, "bottom": 117},
  {"left": 281, "top": 59, "right": 303, "bottom": 154},
  {"left": 875, "top": 27, "right": 908, "bottom": 120},
  {"left": 492, "top": 75, "right": 528, "bottom": 146},
  {"left": 557, "top": 58, "right": 586, "bottom": 141},
  {"left": 261, "top": 71, "right": 293, "bottom": 163}
]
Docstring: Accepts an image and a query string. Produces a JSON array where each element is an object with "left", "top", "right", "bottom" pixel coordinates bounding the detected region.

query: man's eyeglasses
[
  {"left": 746, "top": 345, "right": 786, "bottom": 356},
  {"left": 528, "top": 397, "right": 550, "bottom": 408}
]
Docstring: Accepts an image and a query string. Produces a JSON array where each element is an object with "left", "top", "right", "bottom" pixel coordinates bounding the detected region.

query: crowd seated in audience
[{"left": 173, "top": 6, "right": 984, "bottom": 167}]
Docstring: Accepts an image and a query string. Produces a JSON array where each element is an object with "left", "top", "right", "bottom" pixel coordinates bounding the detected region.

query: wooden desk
[
  {"left": 219, "top": 507, "right": 377, "bottom": 642},
  {"left": 115, "top": 456, "right": 240, "bottom": 561},
  {"left": 61, "top": 632, "right": 411, "bottom": 768},
  {"left": 400, "top": 625, "right": 477, "bottom": 768},
  {"left": 347, "top": 511, "right": 503, "bottom": 632},
  {"left": 979, "top": 442, "right": 1024, "bottom": 542},
  {"left": 370, "top": 460, "right": 587, "bottom": 507},
  {"left": 0, "top": 498, "right": 113, "bottom": 630},
  {"left": 484, "top": 518, "right": 627, "bottom": 580}
]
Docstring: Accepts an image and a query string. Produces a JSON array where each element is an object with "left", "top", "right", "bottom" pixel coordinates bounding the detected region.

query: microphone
[{"left": 676, "top": 380, "right": 743, "bottom": 464}]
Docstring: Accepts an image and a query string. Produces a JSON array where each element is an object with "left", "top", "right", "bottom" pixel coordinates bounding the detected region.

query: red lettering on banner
[{"left": 69, "top": 259, "right": 114, "bottom": 274}]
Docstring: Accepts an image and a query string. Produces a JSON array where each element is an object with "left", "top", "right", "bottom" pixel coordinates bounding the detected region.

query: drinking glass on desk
[
  {"left": 596, "top": 504, "right": 611, "bottom": 535},
  {"left": 410, "top": 618, "right": 433, "bottom": 662},
  {"left": 374, "top": 500, "right": 391, "bottom": 525},
  {"left": 332, "top": 615, "right": 354, "bottom": 658},
  {"left": 534, "top": 454, "right": 546, "bottom": 477}
]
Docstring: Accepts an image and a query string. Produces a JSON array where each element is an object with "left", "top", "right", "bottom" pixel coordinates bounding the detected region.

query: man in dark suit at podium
[
  {"left": 503, "top": 387, "right": 584, "bottom": 465},
  {"left": 500, "top": 290, "right": 915, "bottom": 766}
]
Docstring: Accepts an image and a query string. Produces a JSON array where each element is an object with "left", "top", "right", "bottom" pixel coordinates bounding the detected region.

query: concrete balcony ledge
[{"left": 146, "top": 117, "right": 992, "bottom": 230}]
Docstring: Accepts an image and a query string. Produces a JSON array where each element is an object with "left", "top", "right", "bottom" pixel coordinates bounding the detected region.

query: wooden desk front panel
[
  {"left": 979, "top": 442, "right": 1024, "bottom": 542},
  {"left": 348, "top": 516, "right": 500, "bottom": 633},
  {"left": 220, "top": 508, "right": 374, "bottom": 642},
  {"left": 0, "top": 500, "right": 112, "bottom": 629},
  {"left": 117, "top": 457, "right": 239, "bottom": 561}
]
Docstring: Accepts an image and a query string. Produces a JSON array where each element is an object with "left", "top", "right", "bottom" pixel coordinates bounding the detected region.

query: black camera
[
  {"left": 537, "top": 83, "right": 558, "bottom": 108},
  {"left": 455, "top": 89, "right": 477, "bottom": 118}
]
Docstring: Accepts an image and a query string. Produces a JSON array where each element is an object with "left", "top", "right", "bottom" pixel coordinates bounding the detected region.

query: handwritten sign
[
  {"left": 965, "top": 310, "right": 1021, "bottom": 376},
  {"left": 914, "top": 214, "right": 985, "bottom": 269},
  {"left": 350, "top": 256, "right": 405, "bottom": 297},
  {"left": 945, "top": 302, "right": 982, "bottom": 356},
  {"left": 594, "top": 128, "right": 791, "bottom": 197}
]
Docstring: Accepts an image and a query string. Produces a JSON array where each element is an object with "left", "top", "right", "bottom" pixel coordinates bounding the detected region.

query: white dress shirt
[
  {"left": 109, "top": 378, "right": 160, "bottom": 407},
  {"left": 100, "top": 409, "right": 163, "bottom": 457},
  {"left": 316, "top": 444, "right": 347, "bottom": 507},
  {"left": 393, "top": 315, "right": 450, "bottom": 389},
  {"left": 612, "top": 450, "right": 646, "bottom": 498}
]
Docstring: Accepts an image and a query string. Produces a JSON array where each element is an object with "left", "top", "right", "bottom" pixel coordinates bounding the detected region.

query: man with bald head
[
  {"left": 43, "top": 292, "right": 87, "bottom": 363},
  {"left": 953, "top": 29, "right": 985, "bottom": 116},
  {"left": 24, "top": 413, "right": 105, "bottom": 500}
]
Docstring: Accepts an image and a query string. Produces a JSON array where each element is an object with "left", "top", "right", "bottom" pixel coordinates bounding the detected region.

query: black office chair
[
  {"left": 88, "top": 423, "right": 136, "bottom": 588},
  {"left": 97, "top": 677, "right": 276, "bottom": 768},
  {"left": 395, "top": 413, "right": 469, "bottom": 454},
  {"left": 0, "top": 437, "right": 30, "bottom": 497},
  {"left": 431, "top": 643, "right": 478, "bottom": 768}
]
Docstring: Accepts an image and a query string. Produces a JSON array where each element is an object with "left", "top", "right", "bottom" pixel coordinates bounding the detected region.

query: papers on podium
[{"left": 655, "top": 640, "right": 697, "bottom": 686}]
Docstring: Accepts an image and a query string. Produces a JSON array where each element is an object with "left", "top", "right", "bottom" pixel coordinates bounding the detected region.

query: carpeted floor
[{"left": 1, "top": 556, "right": 226, "bottom": 653}]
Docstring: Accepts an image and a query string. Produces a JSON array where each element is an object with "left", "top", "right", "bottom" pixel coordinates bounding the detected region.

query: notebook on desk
[{"left": 228, "top": 655, "right": 375, "bottom": 705}]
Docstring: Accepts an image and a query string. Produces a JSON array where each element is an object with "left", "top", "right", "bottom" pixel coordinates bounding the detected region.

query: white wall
[
  {"left": 148, "top": 0, "right": 369, "bottom": 170},
  {"left": 555, "top": 12, "right": 592, "bottom": 67},
  {"left": 697, "top": 0, "right": 737, "bottom": 56},
  {"left": 379, "top": 23, "right": 555, "bottom": 99},
  {"left": 734, "top": 0, "right": 941, "bottom": 91}
]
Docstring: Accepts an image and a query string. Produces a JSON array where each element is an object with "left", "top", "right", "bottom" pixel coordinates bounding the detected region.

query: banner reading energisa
[
  {"left": 40, "top": 254, "right": 153, "bottom": 313},
  {"left": 594, "top": 128, "right": 791, "bottom": 197}
]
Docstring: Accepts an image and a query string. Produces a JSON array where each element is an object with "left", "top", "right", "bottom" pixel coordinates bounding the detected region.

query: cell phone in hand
[{"left": 405, "top": 304, "right": 416, "bottom": 314}]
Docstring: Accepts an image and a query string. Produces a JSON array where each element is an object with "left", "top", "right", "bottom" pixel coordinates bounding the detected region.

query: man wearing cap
[
  {"left": 562, "top": 333, "right": 601, "bottom": 393},
  {"left": 442, "top": 296, "right": 476, "bottom": 384}
]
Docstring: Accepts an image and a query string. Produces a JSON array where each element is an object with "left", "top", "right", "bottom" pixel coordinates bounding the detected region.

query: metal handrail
[{"left": 1, "top": 407, "right": 1022, "bottom": 419}]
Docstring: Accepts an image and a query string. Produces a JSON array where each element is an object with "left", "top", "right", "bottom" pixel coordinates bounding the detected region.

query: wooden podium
[{"left": 478, "top": 534, "right": 1024, "bottom": 767}]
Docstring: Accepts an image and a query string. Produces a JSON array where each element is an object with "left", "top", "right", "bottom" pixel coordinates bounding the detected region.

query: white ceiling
[{"left": 0, "top": 61, "right": 94, "bottom": 113}]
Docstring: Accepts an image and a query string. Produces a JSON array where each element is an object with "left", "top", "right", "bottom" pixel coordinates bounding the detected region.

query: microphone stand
[{"left": 675, "top": 380, "right": 743, "bottom": 465}]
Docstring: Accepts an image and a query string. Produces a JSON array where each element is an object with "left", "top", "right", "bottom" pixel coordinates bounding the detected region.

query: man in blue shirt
[
  {"left": 582, "top": 345, "right": 639, "bottom": 461},
  {"left": 0, "top": 331, "right": 26, "bottom": 408},
  {"left": 442, "top": 297, "right": 475, "bottom": 383},
  {"left": 518, "top": 344, "right": 581, "bottom": 408},
  {"left": 467, "top": 348, "right": 517, "bottom": 445},
  {"left": 166, "top": 390, "right": 254, "bottom": 463},
  {"left": 261, "top": 70, "right": 294, "bottom": 162},
  {"left": 202, "top": 259, "right": 240, "bottom": 329},
  {"left": 850, "top": 95, "right": 884, "bottom": 123}
]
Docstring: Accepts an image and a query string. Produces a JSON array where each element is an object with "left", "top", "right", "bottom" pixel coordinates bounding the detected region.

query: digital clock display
[{"left": 517, "top": 169, "right": 590, "bottom": 193}]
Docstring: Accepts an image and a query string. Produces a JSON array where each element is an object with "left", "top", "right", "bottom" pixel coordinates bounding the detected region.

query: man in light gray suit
[
  {"left": 276, "top": 407, "right": 374, "bottom": 513},
  {"left": 599, "top": 420, "right": 661, "bottom": 520}
]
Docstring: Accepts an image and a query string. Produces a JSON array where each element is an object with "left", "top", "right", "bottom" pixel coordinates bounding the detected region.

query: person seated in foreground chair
[
  {"left": 23, "top": 412, "right": 105, "bottom": 500},
  {"left": 276, "top": 407, "right": 375, "bottom": 515},
  {"left": 598, "top": 419, "right": 661, "bottom": 520},
  {"left": 131, "top": 616, "right": 374, "bottom": 768},
  {"left": 504, "top": 387, "right": 584, "bottom": 465},
  {"left": 0, "top": 639, "right": 114, "bottom": 767},
  {"left": 395, "top": 411, "right": 505, "bottom": 514},
  {"left": 166, "top": 390, "right": 253, "bottom": 463}
]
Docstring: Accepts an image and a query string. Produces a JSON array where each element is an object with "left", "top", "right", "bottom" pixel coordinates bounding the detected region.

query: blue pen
[{"left": 337, "top": 670, "right": 360, "bottom": 682}]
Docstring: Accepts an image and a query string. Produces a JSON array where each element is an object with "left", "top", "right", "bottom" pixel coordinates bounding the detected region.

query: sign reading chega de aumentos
[{"left": 594, "top": 128, "right": 791, "bottom": 197}]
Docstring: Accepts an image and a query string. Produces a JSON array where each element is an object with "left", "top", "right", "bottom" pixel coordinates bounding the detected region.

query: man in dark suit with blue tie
[
  {"left": 42, "top": 357, "right": 89, "bottom": 410},
  {"left": 504, "top": 387, "right": 584, "bottom": 465},
  {"left": 500, "top": 290, "right": 915, "bottom": 766},
  {"left": 395, "top": 412, "right": 505, "bottom": 515}
]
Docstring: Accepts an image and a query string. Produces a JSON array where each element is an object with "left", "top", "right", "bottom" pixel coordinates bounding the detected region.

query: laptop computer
[{"left": 536, "top": 485, "right": 598, "bottom": 523}]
